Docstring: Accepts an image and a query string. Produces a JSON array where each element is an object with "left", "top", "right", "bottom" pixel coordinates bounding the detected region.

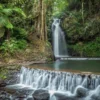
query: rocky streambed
[
  {"left": 0, "top": 66, "right": 100, "bottom": 100},
  {"left": 0, "top": 85, "right": 100, "bottom": 100}
]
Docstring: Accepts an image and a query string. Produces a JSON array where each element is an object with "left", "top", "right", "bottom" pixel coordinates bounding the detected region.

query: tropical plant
[
  {"left": 0, "top": 4, "right": 26, "bottom": 29},
  {"left": 0, "top": 38, "right": 27, "bottom": 53},
  {"left": 0, "top": 3, "right": 26, "bottom": 43}
]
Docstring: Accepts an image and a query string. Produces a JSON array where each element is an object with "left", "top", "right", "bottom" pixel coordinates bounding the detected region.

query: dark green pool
[{"left": 30, "top": 60, "right": 100, "bottom": 74}]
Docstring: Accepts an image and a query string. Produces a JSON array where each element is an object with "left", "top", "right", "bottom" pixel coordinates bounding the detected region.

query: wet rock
[
  {"left": 74, "top": 86, "right": 88, "bottom": 97},
  {"left": 0, "top": 80, "right": 7, "bottom": 87},
  {"left": 13, "top": 95, "right": 27, "bottom": 100},
  {"left": 91, "top": 95, "right": 100, "bottom": 100},
  {"left": 90, "top": 85, "right": 100, "bottom": 100},
  {"left": 27, "top": 97, "right": 34, "bottom": 100},
  {"left": 53, "top": 92, "right": 86, "bottom": 100},
  {"left": 0, "top": 91, "right": 11, "bottom": 100},
  {"left": 5, "top": 71, "right": 19, "bottom": 85},
  {"left": 33, "top": 89, "right": 49, "bottom": 100},
  {"left": 4, "top": 86, "right": 34, "bottom": 100},
  {"left": 53, "top": 93, "right": 76, "bottom": 100}
]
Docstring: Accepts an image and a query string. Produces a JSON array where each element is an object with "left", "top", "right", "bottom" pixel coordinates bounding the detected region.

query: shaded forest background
[{"left": 0, "top": 0, "right": 100, "bottom": 63}]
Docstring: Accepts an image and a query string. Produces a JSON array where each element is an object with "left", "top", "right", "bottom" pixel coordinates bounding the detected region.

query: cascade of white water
[
  {"left": 52, "top": 18, "right": 68, "bottom": 58},
  {"left": 19, "top": 67, "right": 100, "bottom": 93},
  {"left": 6, "top": 67, "right": 100, "bottom": 100}
]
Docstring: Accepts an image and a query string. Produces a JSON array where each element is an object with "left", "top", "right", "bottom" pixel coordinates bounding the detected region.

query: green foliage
[
  {"left": 73, "top": 42, "right": 84, "bottom": 57},
  {"left": 84, "top": 18, "right": 100, "bottom": 39},
  {"left": 0, "top": 0, "right": 100, "bottom": 57},
  {"left": 12, "top": 7, "right": 26, "bottom": 18},
  {"left": 0, "top": 68, "right": 8, "bottom": 79},
  {"left": 0, "top": 16, "right": 13, "bottom": 29},
  {"left": 56, "top": 0, "right": 100, "bottom": 57},
  {"left": 0, "top": 72, "right": 7, "bottom": 79},
  {"left": 63, "top": 13, "right": 100, "bottom": 43},
  {"left": 62, "top": 10, "right": 84, "bottom": 42},
  {"left": 0, "top": 39, "right": 27, "bottom": 53},
  {"left": 52, "top": 0, "right": 68, "bottom": 17},
  {"left": 83, "top": 37, "right": 100, "bottom": 57},
  {"left": 11, "top": 27, "right": 27, "bottom": 39},
  {"left": 72, "top": 37, "right": 100, "bottom": 57},
  {"left": 0, "top": 2, "right": 28, "bottom": 54},
  {"left": 8, "top": 0, "right": 35, "bottom": 34},
  {"left": 0, "top": 4, "right": 26, "bottom": 29}
]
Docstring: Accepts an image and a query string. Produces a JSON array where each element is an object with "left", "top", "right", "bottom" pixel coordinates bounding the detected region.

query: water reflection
[
  {"left": 54, "top": 60, "right": 68, "bottom": 70},
  {"left": 29, "top": 60, "right": 100, "bottom": 74},
  {"left": 54, "top": 60, "right": 60, "bottom": 70}
]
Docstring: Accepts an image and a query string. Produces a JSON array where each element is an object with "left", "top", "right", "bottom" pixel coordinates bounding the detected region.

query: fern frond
[
  {"left": 13, "top": 7, "right": 26, "bottom": 18},
  {"left": 0, "top": 16, "right": 13, "bottom": 29},
  {"left": 0, "top": 4, "right": 3, "bottom": 9},
  {"left": 2, "top": 8, "right": 13, "bottom": 16}
]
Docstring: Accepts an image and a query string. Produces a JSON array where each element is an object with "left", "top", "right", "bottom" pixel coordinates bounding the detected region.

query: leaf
[
  {"left": 0, "top": 4, "right": 3, "bottom": 9},
  {"left": 5, "top": 20, "right": 13, "bottom": 29},
  {"left": 0, "top": 28, "right": 5, "bottom": 38},
  {"left": 0, "top": 16, "right": 13, "bottom": 29},
  {"left": 13, "top": 7, "right": 26, "bottom": 18},
  {"left": 2, "top": 8, "right": 13, "bottom": 16}
]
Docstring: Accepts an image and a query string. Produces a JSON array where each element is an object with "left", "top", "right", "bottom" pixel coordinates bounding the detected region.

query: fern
[
  {"left": 0, "top": 4, "right": 26, "bottom": 29},
  {"left": 2, "top": 8, "right": 13, "bottom": 16},
  {"left": 13, "top": 7, "right": 26, "bottom": 17},
  {"left": 0, "top": 16, "right": 13, "bottom": 29}
]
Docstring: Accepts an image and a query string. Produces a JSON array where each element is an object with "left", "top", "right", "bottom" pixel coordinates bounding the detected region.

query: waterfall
[
  {"left": 19, "top": 67, "right": 100, "bottom": 92},
  {"left": 52, "top": 18, "right": 68, "bottom": 58}
]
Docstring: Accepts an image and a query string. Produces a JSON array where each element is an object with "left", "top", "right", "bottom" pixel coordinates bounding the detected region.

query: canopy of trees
[{"left": 0, "top": 0, "right": 100, "bottom": 59}]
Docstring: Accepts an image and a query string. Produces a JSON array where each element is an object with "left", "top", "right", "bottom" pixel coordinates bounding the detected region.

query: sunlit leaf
[
  {"left": 2, "top": 8, "right": 13, "bottom": 16},
  {"left": 0, "top": 17, "right": 13, "bottom": 29},
  {"left": 13, "top": 7, "right": 26, "bottom": 18}
]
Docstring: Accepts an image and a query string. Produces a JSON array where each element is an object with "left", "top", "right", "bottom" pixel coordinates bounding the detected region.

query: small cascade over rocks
[
  {"left": 7, "top": 67, "right": 100, "bottom": 100},
  {"left": 52, "top": 18, "right": 68, "bottom": 58},
  {"left": 19, "top": 67, "right": 100, "bottom": 91}
]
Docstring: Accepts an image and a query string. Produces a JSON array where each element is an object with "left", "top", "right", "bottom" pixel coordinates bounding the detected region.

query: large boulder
[
  {"left": 74, "top": 86, "right": 88, "bottom": 98},
  {"left": 33, "top": 89, "right": 49, "bottom": 100},
  {"left": 53, "top": 92, "right": 77, "bottom": 100}
]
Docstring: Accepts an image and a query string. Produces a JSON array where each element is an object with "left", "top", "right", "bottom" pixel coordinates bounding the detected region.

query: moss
[{"left": 0, "top": 68, "right": 8, "bottom": 80}]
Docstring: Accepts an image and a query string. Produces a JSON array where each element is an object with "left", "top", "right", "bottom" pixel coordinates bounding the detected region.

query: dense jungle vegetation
[{"left": 0, "top": 0, "right": 100, "bottom": 62}]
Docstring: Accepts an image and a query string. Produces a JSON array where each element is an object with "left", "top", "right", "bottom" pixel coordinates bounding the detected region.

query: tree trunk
[{"left": 33, "top": 0, "right": 47, "bottom": 52}]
